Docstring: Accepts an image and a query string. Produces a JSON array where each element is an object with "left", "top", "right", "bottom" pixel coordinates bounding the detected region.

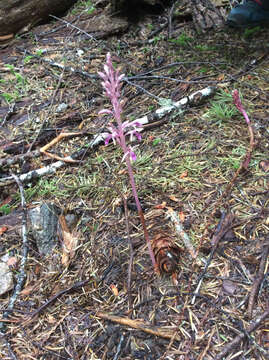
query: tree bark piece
[{"left": 0, "top": 0, "right": 78, "bottom": 36}]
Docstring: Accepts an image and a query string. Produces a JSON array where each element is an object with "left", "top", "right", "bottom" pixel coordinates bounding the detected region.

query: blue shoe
[{"left": 227, "top": 0, "right": 269, "bottom": 27}]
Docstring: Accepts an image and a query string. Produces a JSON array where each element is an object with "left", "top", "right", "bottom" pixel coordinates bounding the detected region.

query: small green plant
[
  {"left": 199, "top": 67, "right": 209, "bottom": 73},
  {"left": 35, "top": 49, "right": 44, "bottom": 57},
  {"left": 152, "top": 35, "right": 162, "bottom": 45},
  {"left": 24, "top": 55, "right": 33, "bottom": 64},
  {"left": 152, "top": 138, "right": 162, "bottom": 146},
  {"left": 0, "top": 65, "right": 27, "bottom": 103},
  {"left": 204, "top": 90, "right": 237, "bottom": 123},
  {"left": 0, "top": 204, "right": 11, "bottom": 215},
  {"left": 1, "top": 92, "right": 16, "bottom": 103},
  {"left": 4, "top": 64, "right": 26, "bottom": 86},
  {"left": 243, "top": 26, "right": 261, "bottom": 39},
  {"left": 71, "top": 0, "right": 95, "bottom": 14},
  {"left": 169, "top": 33, "right": 193, "bottom": 47},
  {"left": 194, "top": 44, "right": 217, "bottom": 51},
  {"left": 143, "top": 47, "right": 149, "bottom": 53}
]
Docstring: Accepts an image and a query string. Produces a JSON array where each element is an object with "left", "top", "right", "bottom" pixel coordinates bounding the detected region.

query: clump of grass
[{"left": 204, "top": 89, "right": 238, "bottom": 124}]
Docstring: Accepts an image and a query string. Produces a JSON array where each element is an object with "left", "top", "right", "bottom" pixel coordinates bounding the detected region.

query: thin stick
[
  {"left": 28, "top": 280, "right": 88, "bottom": 319},
  {"left": 215, "top": 308, "right": 269, "bottom": 360},
  {"left": 0, "top": 174, "right": 28, "bottom": 333},
  {"left": 96, "top": 312, "right": 180, "bottom": 341},
  {"left": 191, "top": 212, "right": 234, "bottom": 304},
  {"left": 247, "top": 240, "right": 269, "bottom": 318},
  {"left": 0, "top": 86, "right": 216, "bottom": 187},
  {"left": 49, "top": 14, "right": 98, "bottom": 42}
]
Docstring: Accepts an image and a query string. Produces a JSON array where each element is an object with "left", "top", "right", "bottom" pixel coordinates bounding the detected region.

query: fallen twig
[
  {"left": 215, "top": 307, "right": 269, "bottom": 360},
  {"left": 113, "top": 334, "right": 125, "bottom": 360},
  {"left": 191, "top": 212, "right": 234, "bottom": 304},
  {"left": 96, "top": 311, "right": 181, "bottom": 341},
  {"left": 0, "top": 150, "right": 41, "bottom": 168},
  {"left": 28, "top": 279, "right": 88, "bottom": 319},
  {"left": 0, "top": 102, "right": 15, "bottom": 126},
  {"left": 0, "top": 86, "right": 216, "bottom": 187},
  {"left": 49, "top": 14, "right": 98, "bottom": 42},
  {"left": 247, "top": 239, "right": 269, "bottom": 318},
  {"left": 40, "top": 130, "right": 90, "bottom": 163},
  {"left": 0, "top": 174, "right": 28, "bottom": 334}
]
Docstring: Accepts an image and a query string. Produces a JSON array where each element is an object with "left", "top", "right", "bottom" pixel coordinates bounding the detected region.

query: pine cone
[{"left": 152, "top": 233, "right": 181, "bottom": 274}]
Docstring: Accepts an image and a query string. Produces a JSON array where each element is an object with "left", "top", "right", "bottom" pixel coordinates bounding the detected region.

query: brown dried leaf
[
  {"left": 0, "top": 226, "right": 8, "bottom": 235},
  {"left": 59, "top": 215, "right": 79, "bottom": 267},
  {"left": 222, "top": 280, "right": 237, "bottom": 295},
  {"left": 259, "top": 160, "right": 269, "bottom": 172},
  {"left": 110, "top": 284, "right": 119, "bottom": 296},
  {"left": 168, "top": 195, "right": 179, "bottom": 202},
  {"left": 179, "top": 170, "right": 188, "bottom": 179}
]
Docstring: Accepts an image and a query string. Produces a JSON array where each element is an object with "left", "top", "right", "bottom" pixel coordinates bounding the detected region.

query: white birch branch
[{"left": 0, "top": 86, "right": 216, "bottom": 187}]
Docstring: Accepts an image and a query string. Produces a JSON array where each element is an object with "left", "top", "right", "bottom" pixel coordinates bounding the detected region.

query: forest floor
[{"left": 0, "top": 0, "right": 268, "bottom": 359}]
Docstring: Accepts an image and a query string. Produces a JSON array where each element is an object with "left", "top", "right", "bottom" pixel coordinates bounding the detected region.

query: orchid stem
[
  {"left": 124, "top": 154, "right": 156, "bottom": 268},
  {"left": 98, "top": 52, "right": 156, "bottom": 271}
]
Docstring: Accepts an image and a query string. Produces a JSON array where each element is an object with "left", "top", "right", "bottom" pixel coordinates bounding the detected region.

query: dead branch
[
  {"left": 0, "top": 86, "right": 216, "bottom": 187},
  {"left": 0, "top": 102, "right": 15, "bottom": 126},
  {"left": 0, "top": 150, "right": 40, "bottom": 168},
  {"left": 247, "top": 240, "right": 269, "bottom": 318},
  {"left": 40, "top": 131, "right": 88, "bottom": 163},
  {"left": 192, "top": 212, "right": 234, "bottom": 304},
  {"left": 215, "top": 308, "right": 269, "bottom": 360},
  {"left": 29, "top": 279, "right": 88, "bottom": 319},
  {"left": 96, "top": 311, "right": 181, "bottom": 341},
  {"left": 113, "top": 334, "right": 125, "bottom": 360},
  {"left": 20, "top": 48, "right": 98, "bottom": 80},
  {"left": 49, "top": 14, "right": 98, "bottom": 42},
  {"left": 0, "top": 174, "right": 28, "bottom": 334}
]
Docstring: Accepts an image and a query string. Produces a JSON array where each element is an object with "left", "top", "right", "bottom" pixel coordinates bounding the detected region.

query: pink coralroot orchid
[
  {"left": 232, "top": 89, "right": 254, "bottom": 170},
  {"left": 98, "top": 53, "right": 156, "bottom": 270},
  {"left": 232, "top": 89, "right": 250, "bottom": 125}
]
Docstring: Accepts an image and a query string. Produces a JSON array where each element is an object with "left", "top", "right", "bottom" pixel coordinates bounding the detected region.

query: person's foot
[{"left": 227, "top": 0, "right": 269, "bottom": 27}]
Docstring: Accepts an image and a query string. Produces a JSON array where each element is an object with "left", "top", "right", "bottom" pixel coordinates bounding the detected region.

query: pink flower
[
  {"left": 97, "top": 52, "right": 156, "bottom": 269},
  {"left": 98, "top": 53, "right": 143, "bottom": 160},
  {"left": 232, "top": 89, "right": 250, "bottom": 125}
]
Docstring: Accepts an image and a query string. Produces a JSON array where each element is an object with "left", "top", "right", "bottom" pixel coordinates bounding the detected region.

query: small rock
[
  {"left": 77, "top": 49, "right": 84, "bottom": 57},
  {"left": 56, "top": 103, "right": 68, "bottom": 113},
  {"left": 222, "top": 279, "right": 237, "bottom": 295},
  {"left": 28, "top": 203, "right": 60, "bottom": 255},
  {"left": 0, "top": 262, "right": 14, "bottom": 296}
]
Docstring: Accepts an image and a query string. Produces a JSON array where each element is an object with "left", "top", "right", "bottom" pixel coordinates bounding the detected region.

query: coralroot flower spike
[
  {"left": 232, "top": 89, "right": 250, "bottom": 125},
  {"left": 232, "top": 89, "right": 254, "bottom": 170},
  {"left": 98, "top": 53, "right": 143, "bottom": 161},
  {"left": 98, "top": 53, "right": 156, "bottom": 269}
]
